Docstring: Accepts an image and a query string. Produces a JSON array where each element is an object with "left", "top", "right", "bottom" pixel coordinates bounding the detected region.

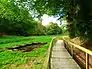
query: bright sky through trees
[{"left": 41, "top": 14, "right": 61, "bottom": 26}]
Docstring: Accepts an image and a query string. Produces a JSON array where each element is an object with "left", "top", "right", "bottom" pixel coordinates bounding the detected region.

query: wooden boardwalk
[{"left": 51, "top": 40, "right": 81, "bottom": 69}]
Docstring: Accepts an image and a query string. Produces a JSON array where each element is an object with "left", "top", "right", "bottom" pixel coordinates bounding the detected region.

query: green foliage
[
  {"left": 27, "top": 0, "right": 92, "bottom": 41},
  {"left": 60, "top": 24, "right": 69, "bottom": 35},
  {"left": 46, "top": 22, "right": 62, "bottom": 35},
  {"left": 0, "top": 0, "right": 35, "bottom": 35},
  {"left": 0, "top": 0, "right": 64, "bottom": 36},
  {"left": 0, "top": 44, "right": 49, "bottom": 69},
  {"left": 0, "top": 36, "right": 54, "bottom": 48},
  {"left": 0, "top": 35, "right": 58, "bottom": 69}
]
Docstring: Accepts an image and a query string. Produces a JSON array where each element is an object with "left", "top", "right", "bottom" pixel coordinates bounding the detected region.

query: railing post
[
  {"left": 65, "top": 41, "right": 68, "bottom": 49},
  {"left": 86, "top": 53, "right": 89, "bottom": 69},
  {"left": 71, "top": 45, "right": 73, "bottom": 57}
]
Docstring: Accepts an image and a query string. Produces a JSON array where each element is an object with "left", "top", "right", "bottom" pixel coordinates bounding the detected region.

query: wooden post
[
  {"left": 86, "top": 53, "right": 89, "bottom": 69},
  {"left": 65, "top": 41, "right": 68, "bottom": 50},
  {"left": 71, "top": 45, "right": 73, "bottom": 57}
]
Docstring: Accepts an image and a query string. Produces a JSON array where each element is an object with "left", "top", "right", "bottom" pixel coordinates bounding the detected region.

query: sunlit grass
[
  {"left": 0, "top": 44, "right": 49, "bottom": 69},
  {"left": 0, "top": 36, "right": 54, "bottom": 48},
  {"left": 0, "top": 35, "right": 61, "bottom": 69}
]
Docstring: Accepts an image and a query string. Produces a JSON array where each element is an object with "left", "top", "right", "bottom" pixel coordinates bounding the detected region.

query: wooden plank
[
  {"left": 86, "top": 53, "right": 89, "bottom": 69},
  {"left": 51, "top": 40, "right": 81, "bottom": 69}
]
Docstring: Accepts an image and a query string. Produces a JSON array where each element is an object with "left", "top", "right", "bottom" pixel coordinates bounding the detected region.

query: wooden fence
[{"left": 63, "top": 38, "right": 92, "bottom": 69}]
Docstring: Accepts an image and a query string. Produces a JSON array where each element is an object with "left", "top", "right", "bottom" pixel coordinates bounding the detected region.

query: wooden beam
[
  {"left": 86, "top": 53, "right": 89, "bottom": 69},
  {"left": 63, "top": 39, "right": 92, "bottom": 56}
]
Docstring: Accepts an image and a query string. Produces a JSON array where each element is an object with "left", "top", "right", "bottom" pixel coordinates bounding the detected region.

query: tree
[
  {"left": 26, "top": 0, "right": 92, "bottom": 41},
  {"left": 2, "top": 0, "right": 92, "bottom": 39},
  {"left": 60, "top": 23, "right": 68, "bottom": 35},
  {"left": 0, "top": 0, "right": 35, "bottom": 36},
  {"left": 46, "top": 22, "right": 62, "bottom": 35}
]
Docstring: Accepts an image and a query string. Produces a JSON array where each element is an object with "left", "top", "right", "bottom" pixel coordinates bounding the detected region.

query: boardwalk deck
[{"left": 51, "top": 40, "right": 81, "bottom": 69}]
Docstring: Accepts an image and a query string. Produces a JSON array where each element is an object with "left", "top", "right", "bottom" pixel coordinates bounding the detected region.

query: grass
[
  {"left": 0, "top": 44, "right": 49, "bottom": 69},
  {"left": 0, "top": 36, "right": 54, "bottom": 48},
  {"left": 0, "top": 35, "right": 61, "bottom": 69}
]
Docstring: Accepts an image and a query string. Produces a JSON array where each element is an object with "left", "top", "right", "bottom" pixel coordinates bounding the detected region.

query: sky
[{"left": 41, "top": 14, "right": 61, "bottom": 26}]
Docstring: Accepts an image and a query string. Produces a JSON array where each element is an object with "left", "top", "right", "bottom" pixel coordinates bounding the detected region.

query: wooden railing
[
  {"left": 43, "top": 37, "right": 57, "bottom": 69},
  {"left": 63, "top": 38, "right": 92, "bottom": 69}
]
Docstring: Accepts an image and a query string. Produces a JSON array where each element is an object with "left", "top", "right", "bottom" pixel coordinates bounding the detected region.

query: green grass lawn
[
  {"left": 0, "top": 36, "right": 53, "bottom": 48},
  {"left": 0, "top": 35, "right": 61, "bottom": 69}
]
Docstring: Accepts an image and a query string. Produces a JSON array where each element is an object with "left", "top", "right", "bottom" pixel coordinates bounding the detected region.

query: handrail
[
  {"left": 66, "top": 40, "right": 92, "bottom": 56},
  {"left": 63, "top": 37, "right": 92, "bottom": 69},
  {"left": 42, "top": 37, "right": 56, "bottom": 69},
  {"left": 48, "top": 37, "right": 57, "bottom": 69}
]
